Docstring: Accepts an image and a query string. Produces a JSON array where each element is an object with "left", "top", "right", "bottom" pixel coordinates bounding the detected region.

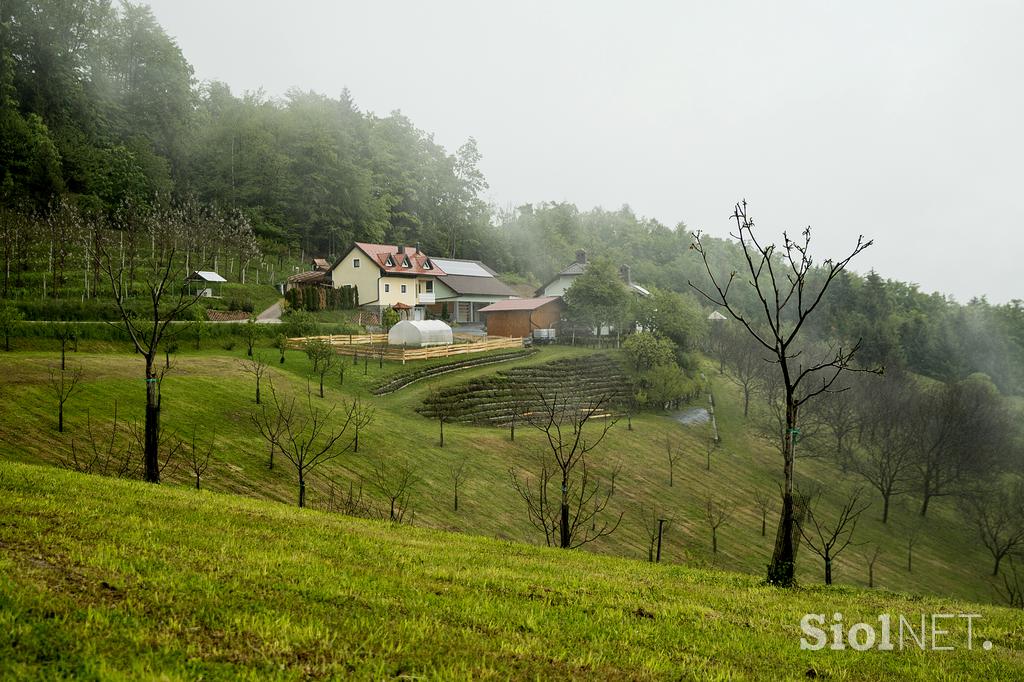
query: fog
[{"left": 146, "top": 0, "right": 1024, "bottom": 303}]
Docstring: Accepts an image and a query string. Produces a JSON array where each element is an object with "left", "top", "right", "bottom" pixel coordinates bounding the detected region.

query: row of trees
[{"left": 717, "top": 323, "right": 1020, "bottom": 525}]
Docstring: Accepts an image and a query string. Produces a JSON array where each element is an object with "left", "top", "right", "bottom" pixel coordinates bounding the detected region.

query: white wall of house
[
  {"left": 330, "top": 247, "right": 380, "bottom": 305},
  {"left": 541, "top": 275, "right": 578, "bottom": 298}
]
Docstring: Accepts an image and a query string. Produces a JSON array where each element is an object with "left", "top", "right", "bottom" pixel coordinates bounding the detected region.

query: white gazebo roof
[
  {"left": 708, "top": 311, "right": 727, "bottom": 321},
  {"left": 189, "top": 271, "right": 227, "bottom": 283}
]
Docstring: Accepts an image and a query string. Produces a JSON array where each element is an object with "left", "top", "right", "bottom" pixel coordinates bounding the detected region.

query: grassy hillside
[
  {"left": 0, "top": 344, "right": 1012, "bottom": 607},
  {"left": 1, "top": 461, "right": 1021, "bottom": 680}
]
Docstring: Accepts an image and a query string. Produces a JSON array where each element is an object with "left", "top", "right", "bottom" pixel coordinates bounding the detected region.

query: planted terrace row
[
  {"left": 372, "top": 349, "right": 536, "bottom": 395},
  {"left": 417, "top": 354, "right": 634, "bottom": 425}
]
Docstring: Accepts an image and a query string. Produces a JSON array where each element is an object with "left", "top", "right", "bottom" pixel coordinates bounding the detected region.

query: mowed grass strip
[{"left": 1, "top": 461, "right": 1022, "bottom": 680}]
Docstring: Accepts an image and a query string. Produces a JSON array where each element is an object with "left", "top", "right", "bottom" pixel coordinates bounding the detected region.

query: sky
[{"left": 144, "top": 0, "right": 1024, "bottom": 303}]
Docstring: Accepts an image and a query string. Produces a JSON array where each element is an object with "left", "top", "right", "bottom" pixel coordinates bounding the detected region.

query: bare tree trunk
[
  {"left": 144, "top": 357, "right": 161, "bottom": 483},
  {"left": 824, "top": 556, "right": 832, "bottom": 585},
  {"left": 768, "top": 402, "right": 798, "bottom": 585}
]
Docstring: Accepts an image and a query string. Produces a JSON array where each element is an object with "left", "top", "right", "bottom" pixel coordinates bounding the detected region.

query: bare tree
[
  {"left": 753, "top": 490, "right": 772, "bottom": 537},
  {"left": 186, "top": 426, "right": 213, "bottom": 490},
  {"left": 721, "top": 325, "right": 765, "bottom": 417},
  {"left": 510, "top": 390, "right": 622, "bottom": 549},
  {"left": 242, "top": 316, "right": 259, "bottom": 357},
  {"left": 257, "top": 382, "right": 358, "bottom": 507},
  {"left": 350, "top": 398, "right": 375, "bottom": 454},
  {"left": 48, "top": 364, "right": 82, "bottom": 433},
  {"left": 53, "top": 322, "right": 77, "bottom": 370},
  {"left": 703, "top": 497, "right": 731, "bottom": 554},
  {"left": 63, "top": 403, "right": 137, "bottom": 477},
  {"left": 665, "top": 435, "right": 681, "bottom": 487},
  {"left": 303, "top": 338, "right": 336, "bottom": 398},
  {"left": 849, "top": 371, "right": 917, "bottom": 523},
  {"left": 372, "top": 457, "right": 420, "bottom": 522},
  {"left": 251, "top": 379, "right": 290, "bottom": 470},
  {"left": 240, "top": 353, "right": 269, "bottom": 404},
  {"left": 98, "top": 202, "right": 213, "bottom": 483},
  {"left": 640, "top": 504, "right": 670, "bottom": 562},
  {"left": 427, "top": 384, "right": 455, "bottom": 447},
  {"left": 448, "top": 455, "right": 470, "bottom": 512},
  {"left": 910, "top": 376, "right": 1011, "bottom": 516},
  {"left": 867, "top": 545, "right": 881, "bottom": 588},
  {"left": 817, "top": 377, "right": 860, "bottom": 472},
  {"left": 965, "top": 482, "right": 1024, "bottom": 576},
  {"left": 799, "top": 489, "right": 870, "bottom": 585},
  {"left": 997, "top": 557, "right": 1024, "bottom": 609},
  {"left": 690, "top": 200, "right": 874, "bottom": 586}
]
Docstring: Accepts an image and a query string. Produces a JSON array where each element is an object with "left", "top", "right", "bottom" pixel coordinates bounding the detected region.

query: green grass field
[
  {"left": 1, "top": 460, "right": 1021, "bottom": 679},
  {"left": 0, "top": 342, "right": 1011, "bottom": 607}
]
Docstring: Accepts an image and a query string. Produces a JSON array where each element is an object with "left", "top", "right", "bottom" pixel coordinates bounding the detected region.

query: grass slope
[
  {"left": 1, "top": 461, "right": 1021, "bottom": 680},
  {"left": 0, "top": 345, "right": 1012, "bottom": 606}
]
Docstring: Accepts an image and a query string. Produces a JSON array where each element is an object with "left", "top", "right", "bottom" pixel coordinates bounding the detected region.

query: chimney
[
  {"left": 619, "top": 264, "right": 631, "bottom": 284},
  {"left": 414, "top": 241, "right": 421, "bottom": 255},
  {"left": 576, "top": 249, "right": 587, "bottom": 265},
  {"left": 397, "top": 245, "right": 405, "bottom": 254}
]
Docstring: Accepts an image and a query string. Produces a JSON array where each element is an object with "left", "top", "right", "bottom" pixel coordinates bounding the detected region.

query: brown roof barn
[{"left": 478, "top": 296, "right": 565, "bottom": 338}]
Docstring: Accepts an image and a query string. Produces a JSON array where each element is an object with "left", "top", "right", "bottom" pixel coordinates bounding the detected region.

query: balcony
[{"left": 417, "top": 292, "right": 436, "bottom": 305}]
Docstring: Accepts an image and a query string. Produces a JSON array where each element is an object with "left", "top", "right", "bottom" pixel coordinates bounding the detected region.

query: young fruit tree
[
  {"left": 798, "top": 488, "right": 870, "bottom": 585},
  {"left": 510, "top": 390, "right": 622, "bottom": 549},
  {"left": 47, "top": 364, "right": 82, "bottom": 433},
  {"left": 240, "top": 353, "right": 269, "bottom": 405},
  {"left": 256, "top": 381, "right": 358, "bottom": 507},
  {"left": 448, "top": 455, "right": 470, "bottom": 512},
  {"left": 689, "top": 200, "right": 874, "bottom": 586},
  {"left": 964, "top": 482, "right": 1024, "bottom": 577},
  {"left": 371, "top": 457, "right": 420, "bottom": 522},
  {"left": 703, "top": 497, "right": 730, "bottom": 554}
]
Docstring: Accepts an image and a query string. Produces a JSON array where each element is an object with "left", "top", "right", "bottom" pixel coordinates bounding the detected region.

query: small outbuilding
[
  {"left": 187, "top": 270, "right": 227, "bottom": 297},
  {"left": 387, "top": 319, "right": 453, "bottom": 348},
  {"left": 478, "top": 296, "right": 565, "bottom": 338}
]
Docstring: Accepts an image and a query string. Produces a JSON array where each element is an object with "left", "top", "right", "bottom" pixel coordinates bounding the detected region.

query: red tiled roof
[
  {"left": 351, "top": 242, "right": 447, "bottom": 276},
  {"left": 478, "top": 296, "right": 562, "bottom": 313},
  {"left": 392, "top": 302, "right": 412, "bottom": 310}
]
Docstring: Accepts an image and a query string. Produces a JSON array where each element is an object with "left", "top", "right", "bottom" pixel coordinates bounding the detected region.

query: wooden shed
[{"left": 478, "top": 296, "right": 565, "bottom": 338}]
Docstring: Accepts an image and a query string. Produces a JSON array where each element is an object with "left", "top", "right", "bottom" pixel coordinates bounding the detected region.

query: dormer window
[
  {"left": 423, "top": 259, "right": 432, "bottom": 270},
  {"left": 384, "top": 256, "right": 394, "bottom": 267},
  {"left": 402, "top": 257, "right": 411, "bottom": 268}
]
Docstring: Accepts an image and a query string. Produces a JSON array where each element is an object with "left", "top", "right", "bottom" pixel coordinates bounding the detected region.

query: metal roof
[
  {"left": 189, "top": 271, "right": 227, "bottom": 283},
  {"left": 478, "top": 296, "right": 562, "bottom": 313}
]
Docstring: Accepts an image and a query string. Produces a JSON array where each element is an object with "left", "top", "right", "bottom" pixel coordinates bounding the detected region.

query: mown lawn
[
  {"left": 0, "top": 461, "right": 1021, "bottom": 680},
  {"left": 0, "top": 344, "right": 1013, "bottom": 607}
]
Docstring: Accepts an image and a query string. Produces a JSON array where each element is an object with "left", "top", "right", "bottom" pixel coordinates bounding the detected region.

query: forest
[{"left": 2, "top": 0, "right": 1024, "bottom": 398}]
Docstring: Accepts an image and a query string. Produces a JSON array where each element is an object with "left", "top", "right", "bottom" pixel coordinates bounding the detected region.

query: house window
[
  {"left": 423, "top": 259, "right": 432, "bottom": 270},
  {"left": 385, "top": 256, "right": 394, "bottom": 266},
  {"left": 401, "top": 284, "right": 407, "bottom": 293},
  {"left": 425, "top": 280, "right": 433, "bottom": 293},
  {"left": 353, "top": 258, "right": 360, "bottom": 268},
  {"left": 384, "top": 283, "right": 390, "bottom": 293},
  {"left": 402, "top": 257, "right": 411, "bottom": 268}
]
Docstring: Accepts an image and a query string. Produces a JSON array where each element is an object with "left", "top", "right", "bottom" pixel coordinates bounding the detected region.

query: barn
[{"left": 477, "top": 296, "right": 565, "bottom": 338}]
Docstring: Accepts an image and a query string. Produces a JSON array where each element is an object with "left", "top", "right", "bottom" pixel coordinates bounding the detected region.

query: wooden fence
[{"left": 286, "top": 334, "right": 525, "bottom": 363}]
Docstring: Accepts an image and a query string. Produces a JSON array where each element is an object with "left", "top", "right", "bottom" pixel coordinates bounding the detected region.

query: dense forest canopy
[{"left": 2, "top": 0, "right": 1024, "bottom": 394}]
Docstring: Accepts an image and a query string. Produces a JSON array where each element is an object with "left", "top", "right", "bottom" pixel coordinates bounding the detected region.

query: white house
[{"left": 328, "top": 242, "right": 444, "bottom": 320}]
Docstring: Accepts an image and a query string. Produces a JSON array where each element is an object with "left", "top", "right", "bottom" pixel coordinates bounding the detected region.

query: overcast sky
[{"left": 145, "top": 0, "right": 1024, "bottom": 303}]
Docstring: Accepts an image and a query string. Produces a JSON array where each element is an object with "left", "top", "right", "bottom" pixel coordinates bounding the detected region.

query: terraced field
[{"left": 416, "top": 354, "right": 634, "bottom": 425}]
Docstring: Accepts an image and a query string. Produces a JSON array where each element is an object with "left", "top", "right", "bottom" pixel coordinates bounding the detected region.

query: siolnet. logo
[{"left": 800, "top": 612, "right": 993, "bottom": 652}]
